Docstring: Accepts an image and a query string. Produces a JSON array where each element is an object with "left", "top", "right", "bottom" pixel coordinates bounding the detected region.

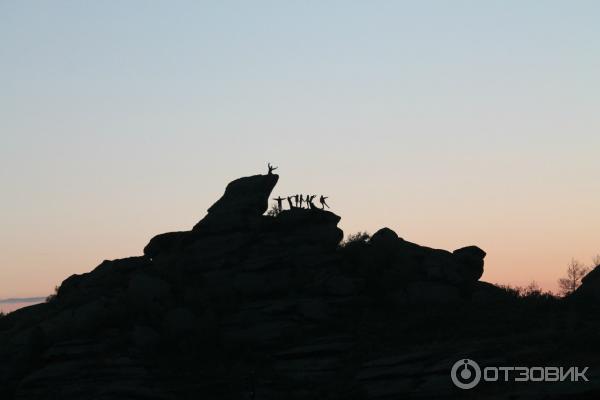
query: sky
[{"left": 1, "top": 1, "right": 599, "bottom": 298}]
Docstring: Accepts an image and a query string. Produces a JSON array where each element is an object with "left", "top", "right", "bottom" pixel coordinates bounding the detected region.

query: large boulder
[
  {"left": 570, "top": 264, "right": 600, "bottom": 301},
  {"left": 193, "top": 173, "right": 279, "bottom": 232},
  {"left": 453, "top": 246, "right": 486, "bottom": 281},
  {"left": 370, "top": 227, "right": 401, "bottom": 251},
  {"left": 57, "top": 257, "right": 150, "bottom": 302},
  {"left": 274, "top": 208, "right": 344, "bottom": 249},
  {"left": 361, "top": 227, "right": 487, "bottom": 285},
  {"left": 145, "top": 174, "right": 280, "bottom": 257},
  {"left": 143, "top": 231, "right": 190, "bottom": 258}
]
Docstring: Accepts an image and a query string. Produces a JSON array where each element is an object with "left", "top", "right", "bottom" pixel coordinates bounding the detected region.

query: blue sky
[{"left": 1, "top": 1, "right": 599, "bottom": 297}]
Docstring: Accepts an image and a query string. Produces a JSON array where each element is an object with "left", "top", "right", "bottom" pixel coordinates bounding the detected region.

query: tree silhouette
[
  {"left": 558, "top": 259, "right": 589, "bottom": 296},
  {"left": 522, "top": 281, "right": 542, "bottom": 297}
]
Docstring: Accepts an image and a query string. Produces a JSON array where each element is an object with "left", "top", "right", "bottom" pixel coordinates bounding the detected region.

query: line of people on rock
[{"left": 273, "top": 194, "right": 329, "bottom": 210}]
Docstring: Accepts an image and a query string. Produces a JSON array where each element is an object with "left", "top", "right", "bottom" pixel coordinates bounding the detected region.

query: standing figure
[
  {"left": 287, "top": 196, "right": 294, "bottom": 209},
  {"left": 319, "top": 195, "right": 329, "bottom": 209},
  {"left": 299, "top": 194, "right": 305, "bottom": 208},
  {"left": 268, "top": 163, "right": 278, "bottom": 175},
  {"left": 308, "top": 195, "right": 317, "bottom": 209},
  {"left": 273, "top": 196, "right": 285, "bottom": 210},
  {"left": 294, "top": 194, "right": 299, "bottom": 208}
]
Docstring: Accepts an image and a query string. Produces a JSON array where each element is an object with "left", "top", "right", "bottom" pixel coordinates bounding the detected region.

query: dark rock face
[
  {"left": 570, "top": 263, "right": 600, "bottom": 301},
  {"left": 275, "top": 208, "right": 344, "bottom": 248},
  {"left": 370, "top": 227, "right": 400, "bottom": 244},
  {"left": 193, "top": 173, "right": 279, "bottom": 232},
  {"left": 144, "top": 174, "right": 281, "bottom": 260},
  {"left": 362, "top": 227, "right": 486, "bottom": 286},
  {"left": 143, "top": 231, "right": 188, "bottom": 259},
  {"left": 453, "top": 245, "right": 486, "bottom": 281},
  {"left": 207, "top": 173, "right": 279, "bottom": 215},
  {"left": 1, "top": 172, "right": 598, "bottom": 399}
]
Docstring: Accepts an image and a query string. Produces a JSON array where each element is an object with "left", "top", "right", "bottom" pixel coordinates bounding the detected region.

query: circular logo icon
[{"left": 451, "top": 359, "right": 481, "bottom": 389}]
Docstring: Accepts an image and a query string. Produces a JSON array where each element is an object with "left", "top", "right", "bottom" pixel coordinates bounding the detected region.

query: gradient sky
[{"left": 1, "top": 1, "right": 599, "bottom": 298}]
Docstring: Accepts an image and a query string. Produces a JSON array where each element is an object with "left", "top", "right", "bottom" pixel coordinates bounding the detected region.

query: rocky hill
[{"left": 1, "top": 172, "right": 599, "bottom": 399}]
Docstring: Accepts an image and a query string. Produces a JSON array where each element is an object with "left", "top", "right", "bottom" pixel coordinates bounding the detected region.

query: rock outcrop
[
  {"left": 193, "top": 173, "right": 279, "bottom": 232},
  {"left": 359, "top": 227, "right": 486, "bottom": 286},
  {"left": 570, "top": 263, "right": 600, "bottom": 301},
  {"left": 1, "top": 172, "right": 599, "bottom": 400}
]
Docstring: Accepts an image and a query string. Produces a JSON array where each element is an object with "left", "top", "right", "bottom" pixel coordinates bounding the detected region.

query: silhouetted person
[
  {"left": 320, "top": 195, "right": 329, "bottom": 209},
  {"left": 306, "top": 194, "right": 313, "bottom": 208},
  {"left": 294, "top": 194, "right": 299, "bottom": 208},
  {"left": 299, "top": 194, "right": 305, "bottom": 208},
  {"left": 308, "top": 195, "right": 317, "bottom": 209},
  {"left": 273, "top": 196, "right": 285, "bottom": 210},
  {"left": 287, "top": 196, "right": 294, "bottom": 209},
  {"left": 267, "top": 163, "right": 278, "bottom": 175}
]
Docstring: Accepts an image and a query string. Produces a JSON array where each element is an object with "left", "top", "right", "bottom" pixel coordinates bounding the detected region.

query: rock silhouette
[
  {"left": 1, "top": 172, "right": 599, "bottom": 399},
  {"left": 193, "top": 173, "right": 279, "bottom": 232},
  {"left": 570, "top": 262, "right": 600, "bottom": 302}
]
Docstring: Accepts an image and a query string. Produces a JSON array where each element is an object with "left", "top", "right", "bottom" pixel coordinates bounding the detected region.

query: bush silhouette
[
  {"left": 265, "top": 204, "right": 282, "bottom": 217},
  {"left": 45, "top": 286, "right": 59, "bottom": 303},
  {"left": 340, "top": 231, "right": 370, "bottom": 247}
]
